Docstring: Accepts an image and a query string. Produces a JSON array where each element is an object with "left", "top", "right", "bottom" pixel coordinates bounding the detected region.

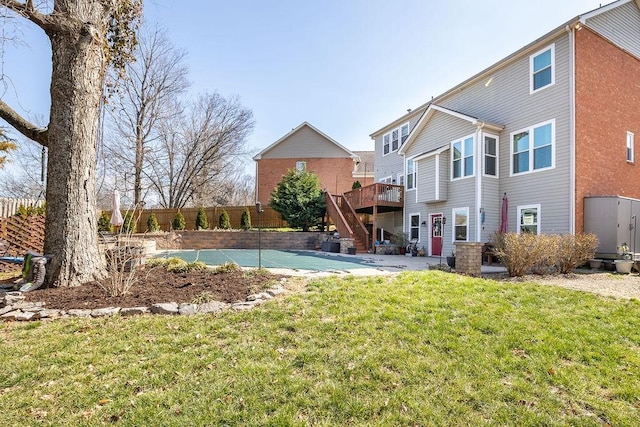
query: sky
[{"left": 0, "top": 0, "right": 611, "bottom": 177}]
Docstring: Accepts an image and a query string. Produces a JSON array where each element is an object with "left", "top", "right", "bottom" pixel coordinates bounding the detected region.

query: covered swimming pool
[{"left": 153, "top": 249, "right": 378, "bottom": 272}]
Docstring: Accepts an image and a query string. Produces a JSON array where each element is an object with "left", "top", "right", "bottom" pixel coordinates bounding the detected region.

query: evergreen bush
[
  {"left": 196, "top": 206, "right": 209, "bottom": 230},
  {"left": 122, "top": 211, "right": 137, "bottom": 234},
  {"left": 146, "top": 213, "right": 160, "bottom": 232},
  {"left": 219, "top": 210, "right": 231, "bottom": 229},
  {"left": 172, "top": 210, "right": 186, "bottom": 231},
  {"left": 240, "top": 207, "right": 251, "bottom": 230},
  {"left": 97, "top": 212, "right": 112, "bottom": 233}
]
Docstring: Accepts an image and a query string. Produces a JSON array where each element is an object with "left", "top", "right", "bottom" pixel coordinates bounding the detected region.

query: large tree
[
  {"left": 146, "top": 93, "right": 254, "bottom": 208},
  {"left": 0, "top": 0, "right": 141, "bottom": 287},
  {"left": 104, "top": 24, "right": 188, "bottom": 206}
]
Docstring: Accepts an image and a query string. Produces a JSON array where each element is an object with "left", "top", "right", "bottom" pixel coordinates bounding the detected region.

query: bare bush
[
  {"left": 531, "top": 234, "right": 559, "bottom": 276},
  {"left": 556, "top": 233, "right": 598, "bottom": 274},
  {"left": 492, "top": 232, "right": 540, "bottom": 277}
]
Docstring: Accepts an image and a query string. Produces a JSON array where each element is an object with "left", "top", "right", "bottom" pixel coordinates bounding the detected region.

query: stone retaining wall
[{"left": 143, "top": 230, "right": 324, "bottom": 251}]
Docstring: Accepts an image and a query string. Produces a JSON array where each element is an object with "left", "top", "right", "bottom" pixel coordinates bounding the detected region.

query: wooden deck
[{"left": 342, "top": 183, "right": 404, "bottom": 214}]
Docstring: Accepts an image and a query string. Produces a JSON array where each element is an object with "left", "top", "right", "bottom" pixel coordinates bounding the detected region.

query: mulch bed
[{"left": 1, "top": 266, "right": 286, "bottom": 311}]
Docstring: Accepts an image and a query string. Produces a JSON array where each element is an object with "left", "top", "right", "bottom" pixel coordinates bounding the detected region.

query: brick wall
[
  {"left": 256, "top": 157, "right": 360, "bottom": 203},
  {"left": 575, "top": 27, "right": 640, "bottom": 232}
]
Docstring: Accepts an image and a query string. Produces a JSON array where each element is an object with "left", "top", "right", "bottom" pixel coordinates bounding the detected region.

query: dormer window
[{"left": 530, "top": 44, "right": 555, "bottom": 93}]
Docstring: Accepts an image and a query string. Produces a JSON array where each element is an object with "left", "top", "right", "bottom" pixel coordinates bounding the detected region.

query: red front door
[{"left": 431, "top": 214, "right": 443, "bottom": 256}]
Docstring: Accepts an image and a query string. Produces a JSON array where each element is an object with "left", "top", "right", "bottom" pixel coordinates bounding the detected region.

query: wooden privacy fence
[
  {"left": 0, "top": 198, "right": 45, "bottom": 219},
  {"left": 104, "top": 205, "right": 287, "bottom": 232}
]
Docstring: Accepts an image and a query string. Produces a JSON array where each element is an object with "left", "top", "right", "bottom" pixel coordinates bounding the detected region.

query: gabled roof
[
  {"left": 398, "top": 104, "right": 503, "bottom": 155},
  {"left": 381, "top": 0, "right": 634, "bottom": 149},
  {"left": 253, "top": 121, "right": 359, "bottom": 161}
]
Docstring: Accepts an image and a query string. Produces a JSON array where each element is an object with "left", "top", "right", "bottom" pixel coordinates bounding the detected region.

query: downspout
[
  {"left": 475, "top": 123, "right": 485, "bottom": 242},
  {"left": 566, "top": 24, "right": 577, "bottom": 235}
]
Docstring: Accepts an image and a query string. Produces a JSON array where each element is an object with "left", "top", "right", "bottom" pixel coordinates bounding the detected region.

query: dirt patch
[
  {"left": 1, "top": 266, "right": 287, "bottom": 311},
  {"left": 486, "top": 270, "right": 640, "bottom": 299}
]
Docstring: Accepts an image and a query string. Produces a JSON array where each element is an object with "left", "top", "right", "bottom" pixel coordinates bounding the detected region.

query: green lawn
[{"left": 1, "top": 271, "right": 639, "bottom": 426}]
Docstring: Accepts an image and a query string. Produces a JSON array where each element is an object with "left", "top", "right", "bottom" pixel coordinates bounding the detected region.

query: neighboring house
[
  {"left": 253, "top": 122, "right": 374, "bottom": 204},
  {"left": 369, "top": 0, "right": 640, "bottom": 257}
]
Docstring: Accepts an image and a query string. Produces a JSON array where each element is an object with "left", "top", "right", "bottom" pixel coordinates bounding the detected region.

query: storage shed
[{"left": 584, "top": 196, "right": 640, "bottom": 259}]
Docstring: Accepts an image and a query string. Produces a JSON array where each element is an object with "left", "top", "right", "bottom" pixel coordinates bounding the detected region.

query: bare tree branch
[
  {"left": 0, "top": 97, "right": 48, "bottom": 145},
  {"left": 0, "top": 0, "right": 59, "bottom": 32}
]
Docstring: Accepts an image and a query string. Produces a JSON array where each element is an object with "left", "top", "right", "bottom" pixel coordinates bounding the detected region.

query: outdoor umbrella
[
  {"left": 110, "top": 190, "right": 124, "bottom": 229},
  {"left": 499, "top": 193, "right": 508, "bottom": 233}
]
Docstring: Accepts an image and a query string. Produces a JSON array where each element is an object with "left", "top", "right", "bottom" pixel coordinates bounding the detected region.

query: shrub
[
  {"left": 530, "top": 234, "right": 559, "bottom": 276},
  {"left": 172, "top": 210, "right": 186, "bottom": 231},
  {"left": 122, "top": 211, "right": 136, "bottom": 234},
  {"left": 556, "top": 233, "right": 598, "bottom": 274},
  {"left": 240, "top": 207, "right": 251, "bottom": 230},
  {"left": 97, "top": 212, "right": 112, "bottom": 233},
  {"left": 214, "top": 262, "right": 241, "bottom": 274},
  {"left": 492, "top": 232, "right": 540, "bottom": 277},
  {"left": 219, "top": 210, "right": 231, "bottom": 229},
  {"left": 195, "top": 206, "right": 209, "bottom": 230},
  {"left": 15, "top": 204, "right": 28, "bottom": 217},
  {"left": 352, "top": 180, "right": 362, "bottom": 189},
  {"left": 146, "top": 213, "right": 160, "bottom": 232}
]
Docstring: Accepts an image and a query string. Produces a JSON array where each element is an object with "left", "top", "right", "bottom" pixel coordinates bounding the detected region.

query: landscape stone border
[{"left": 0, "top": 284, "right": 286, "bottom": 322}]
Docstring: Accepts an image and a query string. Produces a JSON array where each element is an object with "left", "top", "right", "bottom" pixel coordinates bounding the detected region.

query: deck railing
[{"left": 343, "top": 183, "right": 404, "bottom": 210}]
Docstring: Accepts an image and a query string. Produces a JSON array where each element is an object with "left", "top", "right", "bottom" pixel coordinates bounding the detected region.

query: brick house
[
  {"left": 357, "top": 0, "right": 640, "bottom": 257},
  {"left": 253, "top": 122, "right": 374, "bottom": 204}
]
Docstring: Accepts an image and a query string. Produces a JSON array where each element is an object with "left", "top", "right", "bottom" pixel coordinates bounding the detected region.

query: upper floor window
[
  {"left": 530, "top": 44, "right": 555, "bottom": 93},
  {"left": 401, "top": 124, "right": 410, "bottom": 145},
  {"left": 406, "top": 159, "right": 416, "bottom": 190},
  {"left": 296, "top": 161, "right": 306, "bottom": 172},
  {"left": 627, "top": 131, "right": 635, "bottom": 163},
  {"left": 452, "top": 135, "right": 474, "bottom": 179},
  {"left": 518, "top": 204, "right": 540, "bottom": 234},
  {"left": 483, "top": 135, "right": 498, "bottom": 177},
  {"left": 511, "top": 120, "right": 555, "bottom": 175},
  {"left": 452, "top": 207, "right": 469, "bottom": 242},
  {"left": 382, "top": 122, "right": 410, "bottom": 156}
]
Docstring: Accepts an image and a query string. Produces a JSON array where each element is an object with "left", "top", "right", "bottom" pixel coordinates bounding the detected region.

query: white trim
[
  {"left": 482, "top": 133, "right": 499, "bottom": 178},
  {"left": 530, "top": 44, "right": 556, "bottom": 94},
  {"left": 569, "top": 27, "right": 576, "bottom": 235},
  {"left": 451, "top": 134, "right": 476, "bottom": 181},
  {"left": 406, "top": 158, "right": 416, "bottom": 191},
  {"left": 399, "top": 104, "right": 503, "bottom": 155},
  {"left": 429, "top": 212, "right": 444, "bottom": 256},
  {"left": 412, "top": 144, "right": 449, "bottom": 162},
  {"left": 409, "top": 212, "right": 421, "bottom": 242},
  {"left": 517, "top": 204, "right": 541, "bottom": 235},
  {"left": 579, "top": 0, "right": 633, "bottom": 24},
  {"left": 396, "top": 172, "right": 404, "bottom": 186},
  {"left": 627, "top": 131, "right": 635, "bottom": 163},
  {"left": 452, "top": 207, "right": 470, "bottom": 242},
  {"left": 435, "top": 154, "right": 440, "bottom": 200},
  {"left": 379, "top": 175, "right": 393, "bottom": 184},
  {"left": 383, "top": 122, "right": 410, "bottom": 157},
  {"left": 510, "top": 119, "right": 556, "bottom": 176}
]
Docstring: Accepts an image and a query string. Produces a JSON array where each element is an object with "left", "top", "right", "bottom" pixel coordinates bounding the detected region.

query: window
[
  {"left": 391, "top": 129, "right": 399, "bottom": 151},
  {"left": 452, "top": 207, "right": 469, "bottom": 241},
  {"left": 484, "top": 135, "right": 498, "bottom": 177},
  {"left": 296, "top": 161, "right": 306, "bottom": 171},
  {"left": 518, "top": 204, "right": 540, "bottom": 234},
  {"left": 379, "top": 176, "right": 393, "bottom": 184},
  {"left": 410, "top": 214, "right": 420, "bottom": 241},
  {"left": 397, "top": 173, "right": 404, "bottom": 186},
  {"left": 530, "top": 45, "right": 555, "bottom": 93},
  {"left": 511, "top": 120, "right": 554, "bottom": 175},
  {"left": 627, "top": 132, "right": 635, "bottom": 163},
  {"left": 382, "top": 122, "right": 410, "bottom": 156},
  {"left": 452, "top": 135, "right": 474, "bottom": 179},
  {"left": 406, "top": 159, "right": 416, "bottom": 190},
  {"left": 401, "top": 124, "right": 410, "bottom": 145}
]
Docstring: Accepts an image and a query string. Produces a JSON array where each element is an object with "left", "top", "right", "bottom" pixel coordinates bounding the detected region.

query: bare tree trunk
[{"left": 43, "top": 2, "right": 107, "bottom": 286}]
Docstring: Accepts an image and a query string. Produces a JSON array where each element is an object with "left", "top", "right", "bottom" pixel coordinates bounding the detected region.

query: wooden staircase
[{"left": 325, "top": 193, "right": 369, "bottom": 253}]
